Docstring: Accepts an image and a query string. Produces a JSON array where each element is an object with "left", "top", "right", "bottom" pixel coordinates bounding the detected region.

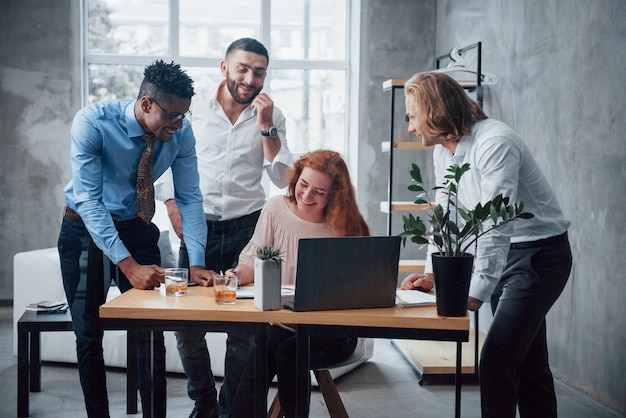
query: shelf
[
  {"left": 381, "top": 141, "right": 434, "bottom": 152},
  {"left": 383, "top": 77, "right": 479, "bottom": 92},
  {"left": 380, "top": 201, "right": 432, "bottom": 213},
  {"left": 392, "top": 327, "right": 486, "bottom": 378},
  {"left": 383, "top": 43, "right": 489, "bottom": 387},
  {"left": 398, "top": 259, "right": 426, "bottom": 273},
  {"left": 382, "top": 79, "right": 406, "bottom": 91}
]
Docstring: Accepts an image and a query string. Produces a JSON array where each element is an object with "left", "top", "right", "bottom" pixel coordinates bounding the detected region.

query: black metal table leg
[
  {"left": 17, "top": 323, "right": 29, "bottom": 417},
  {"left": 455, "top": 340, "right": 462, "bottom": 418},
  {"left": 253, "top": 323, "right": 268, "bottom": 418},
  {"left": 127, "top": 331, "right": 138, "bottom": 414},
  {"left": 144, "top": 330, "right": 154, "bottom": 418},
  {"left": 295, "top": 326, "right": 311, "bottom": 417}
]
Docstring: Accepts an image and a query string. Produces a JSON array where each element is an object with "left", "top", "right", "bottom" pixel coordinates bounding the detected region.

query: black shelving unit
[{"left": 383, "top": 41, "right": 491, "bottom": 385}]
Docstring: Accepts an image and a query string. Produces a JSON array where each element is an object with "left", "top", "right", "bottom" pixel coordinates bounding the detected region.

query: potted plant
[
  {"left": 400, "top": 163, "right": 533, "bottom": 316},
  {"left": 254, "top": 245, "right": 285, "bottom": 311}
]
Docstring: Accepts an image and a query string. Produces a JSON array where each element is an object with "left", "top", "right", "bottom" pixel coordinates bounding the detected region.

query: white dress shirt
[
  {"left": 425, "top": 118, "right": 570, "bottom": 302},
  {"left": 155, "top": 82, "right": 293, "bottom": 220}
]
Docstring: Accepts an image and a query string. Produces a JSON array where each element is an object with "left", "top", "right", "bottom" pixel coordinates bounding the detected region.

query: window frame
[{"left": 81, "top": 0, "right": 360, "bottom": 185}]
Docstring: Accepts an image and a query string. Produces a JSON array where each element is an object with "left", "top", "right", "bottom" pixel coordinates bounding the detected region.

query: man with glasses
[
  {"left": 155, "top": 38, "right": 293, "bottom": 418},
  {"left": 58, "top": 60, "right": 213, "bottom": 418}
]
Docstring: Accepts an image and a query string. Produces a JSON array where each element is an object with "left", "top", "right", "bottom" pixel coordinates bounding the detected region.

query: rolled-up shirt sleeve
[{"left": 263, "top": 109, "right": 293, "bottom": 189}]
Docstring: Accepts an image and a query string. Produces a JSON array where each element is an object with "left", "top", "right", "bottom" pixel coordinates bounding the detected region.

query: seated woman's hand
[{"left": 400, "top": 272, "right": 434, "bottom": 291}]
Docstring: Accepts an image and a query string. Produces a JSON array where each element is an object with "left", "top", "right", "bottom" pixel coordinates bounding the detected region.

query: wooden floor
[{"left": 392, "top": 327, "right": 486, "bottom": 377}]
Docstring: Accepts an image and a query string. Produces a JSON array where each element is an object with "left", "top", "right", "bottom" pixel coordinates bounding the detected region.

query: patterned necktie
[{"left": 137, "top": 133, "right": 156, "bottom": 223}]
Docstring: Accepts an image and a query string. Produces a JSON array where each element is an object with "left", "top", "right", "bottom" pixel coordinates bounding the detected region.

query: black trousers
[
  {"left": 58, "top": 215, "right": 167, "bottom": 418},
  {"left": 480, "top": 232, "right": 572, "bottom": 418}
]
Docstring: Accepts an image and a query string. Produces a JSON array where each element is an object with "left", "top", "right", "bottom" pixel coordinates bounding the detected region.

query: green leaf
[
  {"left": 410, "top": 163, "right": 422, "bottom": 183},
  {"left": 447, "top": 221, "right": 460, "bottom": 235},
  {"left": 411, "top": 236, "right": 429, "bottom": 245},
  {"left": 490, "top": 204, "right": 498, "bottom": 223},
  {"left": 492, "top": 194, "right": 503, "bottom": 209},
  {"left": 408, "top": 184, "right": 424, "bottom": 192},
  {"left": 256, "top": 246, "right": 284, "bottom": 263},
  {"left": 500, "top": 205, "right": 507, "bottom": 220},
  {"left": 402, "top": 162, "right": 534, "bottom": 257},
  {"left": 474, "top": 203, "right": 485, "bottom": 219}
]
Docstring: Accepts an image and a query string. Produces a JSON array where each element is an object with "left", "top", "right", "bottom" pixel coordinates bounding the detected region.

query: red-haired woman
[{"left": 222, "top": 150, "right": 370, "bottom": 418}]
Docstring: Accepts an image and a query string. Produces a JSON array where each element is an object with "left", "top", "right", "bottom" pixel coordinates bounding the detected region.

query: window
[{"left": 84, "top": 0, "right": 351, "bottom": 157}]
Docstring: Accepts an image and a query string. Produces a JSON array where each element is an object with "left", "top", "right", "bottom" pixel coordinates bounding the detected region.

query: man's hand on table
[
  {"left": 118, "top": 257, "right": 164, "bottom": 289},
  {"left": 400, "top": 273, "right": 434, "bottom": 292},
  {"left": 190, "top": 266, "right": 218, "bottom": 286}
]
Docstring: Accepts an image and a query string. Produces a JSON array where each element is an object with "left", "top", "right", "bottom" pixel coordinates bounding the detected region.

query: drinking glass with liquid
[{"left": 214, "top": 274, "right": 237, "bottom": 304}]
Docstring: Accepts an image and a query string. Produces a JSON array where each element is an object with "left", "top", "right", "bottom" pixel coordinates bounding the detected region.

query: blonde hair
[{"left": 405, "top": 72, "right": 487, "bottom": 143}]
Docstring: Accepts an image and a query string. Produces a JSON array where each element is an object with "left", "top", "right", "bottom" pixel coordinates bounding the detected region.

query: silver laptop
[{"left": 282, "top": 236, "right": 401, "bottom": 312}]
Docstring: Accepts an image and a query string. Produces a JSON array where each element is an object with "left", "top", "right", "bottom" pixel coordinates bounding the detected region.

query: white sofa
[{"left": 12, "top": 205, "right": 372, "bottom": 381}]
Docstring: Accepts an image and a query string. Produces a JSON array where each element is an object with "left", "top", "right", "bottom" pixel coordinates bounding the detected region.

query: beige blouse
[{"left": 238, "top": 195, "right": 337, "bottom": 285}]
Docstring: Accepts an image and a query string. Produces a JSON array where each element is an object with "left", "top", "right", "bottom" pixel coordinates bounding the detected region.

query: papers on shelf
[
  {"left": 395, "top": 290, "right": 436, "bottom": 308},
  {"left": 236, "top": 285, "right": 295, "bottom": 299}
]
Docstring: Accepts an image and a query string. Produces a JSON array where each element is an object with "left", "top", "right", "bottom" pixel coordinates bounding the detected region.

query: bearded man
[{"left": 156, "top": 38, "right": 293, "bottom": 418}]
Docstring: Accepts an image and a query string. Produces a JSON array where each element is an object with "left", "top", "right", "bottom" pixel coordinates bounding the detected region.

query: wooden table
[{"left": 100, "top": 286, "right": 470, "bottom": 417}]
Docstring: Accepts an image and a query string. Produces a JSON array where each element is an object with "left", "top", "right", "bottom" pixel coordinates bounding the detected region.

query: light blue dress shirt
[{"left": 63, "top": 99, "right": 207, "bottom": 266}]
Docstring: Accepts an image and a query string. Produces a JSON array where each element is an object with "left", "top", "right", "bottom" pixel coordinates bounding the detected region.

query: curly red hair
[{"left": 287, "top": 150, "right": 370, "bottom": 237}]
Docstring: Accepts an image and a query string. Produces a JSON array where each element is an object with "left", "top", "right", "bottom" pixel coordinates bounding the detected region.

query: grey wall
[
  {"left": 432, "top": 0, "right": 626, "bottom": 412},
  {"left": 0, "top": 1, "right": 81, "bottom": 298},
  {"left": 357, "top": 0, "right": 626, "bottom": 413},
  {"left": 357, "top": 0, "right": 437, "bottom": 272},
  {"left": 1, "top": 0, "right": 624, "bottom": 414}
]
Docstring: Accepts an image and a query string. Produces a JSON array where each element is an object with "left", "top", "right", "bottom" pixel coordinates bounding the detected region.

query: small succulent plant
[{"left": 256, "top": 246, "right": 285, "bottom": 263}]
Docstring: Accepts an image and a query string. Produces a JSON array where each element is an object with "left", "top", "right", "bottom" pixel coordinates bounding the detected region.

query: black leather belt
[
  {"left": 65, "top": 207, "right": 147, "bottom": 230},
  {"left": 206, "top": 210, "right": 261, "bottom": 232},
  {"left": 510, "top": 232, "right": 568, "bottom": 249}
]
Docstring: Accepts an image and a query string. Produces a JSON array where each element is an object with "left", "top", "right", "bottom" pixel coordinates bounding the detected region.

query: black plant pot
[{"left": 432, "top": 253, "right": 474, "bottom": 317}]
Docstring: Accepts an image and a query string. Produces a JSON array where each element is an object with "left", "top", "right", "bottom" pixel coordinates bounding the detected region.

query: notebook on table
[{"left": 282, "top": 236, "right": 401, "bottom": 312}]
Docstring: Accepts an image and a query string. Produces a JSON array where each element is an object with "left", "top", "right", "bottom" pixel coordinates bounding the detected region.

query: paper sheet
[{"left": 395, "top": 290, "right": 436, "bottom": 307}]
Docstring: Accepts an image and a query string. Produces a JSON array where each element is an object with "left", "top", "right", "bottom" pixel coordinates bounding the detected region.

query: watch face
[{"left": 269, "top": 127, "right": 278, "bottom": 138}]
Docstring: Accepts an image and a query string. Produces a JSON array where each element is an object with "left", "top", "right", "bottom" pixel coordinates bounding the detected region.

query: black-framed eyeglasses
[{"left": 149, "top": 97, "right": 191, "bottom": 124}]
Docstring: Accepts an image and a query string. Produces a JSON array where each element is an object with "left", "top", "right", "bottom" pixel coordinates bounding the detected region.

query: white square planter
[{"left": 254, "top": 258, "right": 282, "bottom": 311}]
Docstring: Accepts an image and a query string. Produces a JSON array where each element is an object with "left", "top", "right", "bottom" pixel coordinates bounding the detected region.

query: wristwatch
[{"left": 261, "top": 126, "right": 278, "bottom": 138}]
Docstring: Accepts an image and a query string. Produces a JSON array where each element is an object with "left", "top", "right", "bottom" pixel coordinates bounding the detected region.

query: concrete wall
[
  {"left": 1, "top": 0, "right": 624, "bottom": 414},
  {"left": 431, "top": 0, "right": 625, "bottom": 412},
  {"left": 357, "top": 0, "right": 625, "bottom": 413},
  {"left": 0, "top": 1, "right": 81, "bottom": 298}
]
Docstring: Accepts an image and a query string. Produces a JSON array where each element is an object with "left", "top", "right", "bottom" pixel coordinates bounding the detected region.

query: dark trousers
[
  {"left": 480, "top": 232, "right": 572, "bottom": 418},
  {"left": 174, "top": 210, "right": 260, "bottom": 415},
  {"left": 58, "top": 215, "right": 167, "bottom": 418},
  {"left": 178, "top": 210, "right": 261, "bottom": 273},
  {"left": 229, "top": 325, "right": 357, "bottom": 418}
]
